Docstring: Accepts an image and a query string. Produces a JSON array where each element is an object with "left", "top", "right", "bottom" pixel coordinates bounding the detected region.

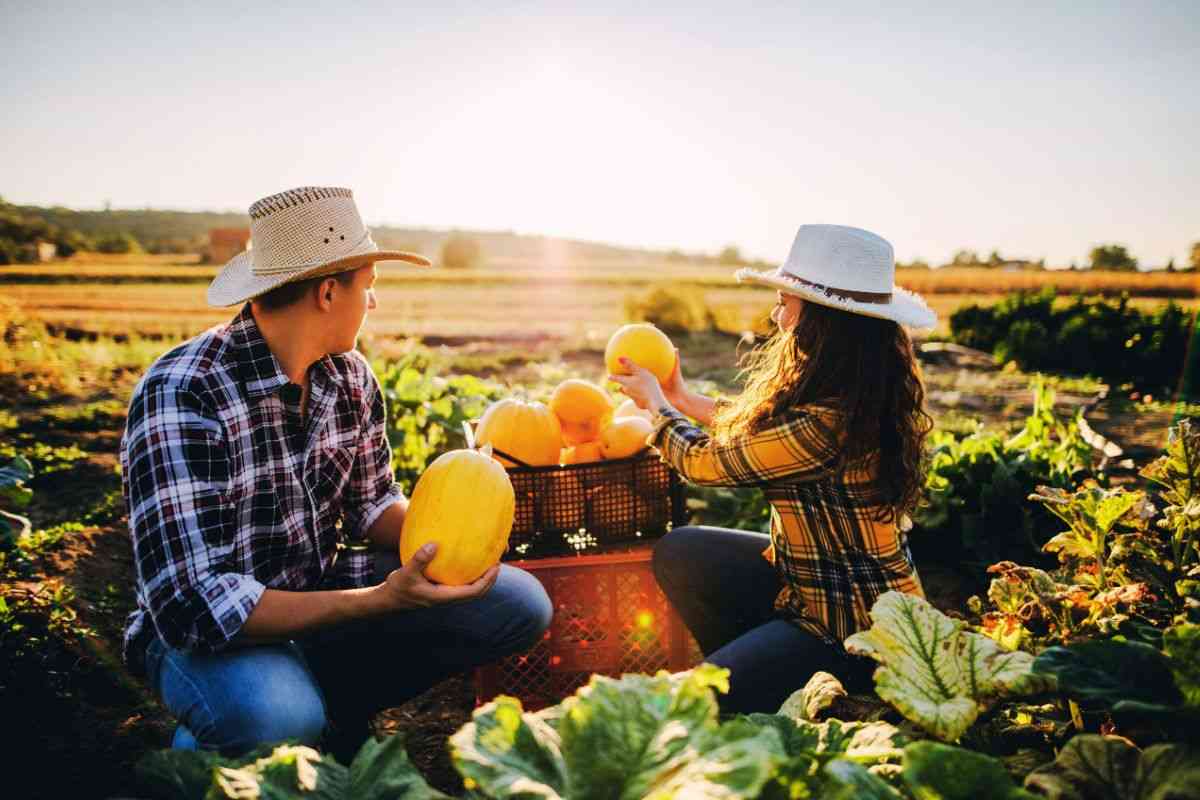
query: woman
[{"left": 610, "top": 224, "right": 936, "bottom": 713}]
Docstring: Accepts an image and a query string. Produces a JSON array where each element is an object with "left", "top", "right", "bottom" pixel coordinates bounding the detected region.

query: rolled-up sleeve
[
  {"left": 341, "top": 367, "right": 404, "bottom": 541},
  {"left": 650, "top": 404, "right": 842, "bottom": 487},
  {"left": 122, "top": 381, "right": 264, "bottom": 653}
]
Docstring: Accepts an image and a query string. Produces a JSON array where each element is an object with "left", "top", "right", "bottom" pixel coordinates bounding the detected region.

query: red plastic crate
[{"left": 476, "top": 547, "right": 703, "bottom": 709}]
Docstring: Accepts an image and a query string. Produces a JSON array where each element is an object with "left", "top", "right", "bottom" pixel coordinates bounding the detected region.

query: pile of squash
[
  {"left": 399, "top": 323, "right": 676, "bottom": 584},
  {"left": 473, "top": 322, "right": 674, "bottom": 467}
]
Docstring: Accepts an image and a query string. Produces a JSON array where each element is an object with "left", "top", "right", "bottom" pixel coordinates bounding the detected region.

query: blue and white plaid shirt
[{"left": 120, "top": 305, "right": 402, "bottom": 674}]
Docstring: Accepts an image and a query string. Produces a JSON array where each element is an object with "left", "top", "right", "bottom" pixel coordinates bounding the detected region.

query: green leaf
[
  {"left": 347, "top": 734, "right": 451, "bottom": 800},
  {"left": 450, "top": 695, "right": 567, "bottom": 798},
  {"left": 844, "top": 592, "right": 1056, "bottom": 742},
  {"left": 1095, "top": 491, "right": 1142, "bottom": 534},
  {"left": 902, "top": 740, "right": 1038, "bottom": 800},
  {"left": 451, "top": 665, "right": 783, "bottom": 800},
  {"left": 821, "top": 759, "right": 904, "bottom": 799},
  {"left": 0, "top": 456, "right": 33, "bottom": 508},
  {"left": 1023, "top": 734, "right": 1200, "bottom": 800},
  {"left": 1164, "top": 623, "right": 1200, "bottom": 710},
  {"left": 778, "top": 670, "right": 846, "bottom": 722},
  {"left": 557, "top": 666, "right": 780, "bottom": 799},
  {"left": 136, "top": 749, "right": 230, "bottom": 800},
  {"left": 1031, "top": 640, "right": 1183, "bottom": 711},
  {"left": 743, "top": 714, "right": 905, "bottom": 761},
  {"left": 205, "top": 745, "right": 347, "bottom": 800}
]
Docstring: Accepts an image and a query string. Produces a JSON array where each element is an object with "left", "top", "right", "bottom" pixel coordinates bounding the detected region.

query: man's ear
[{"left": 315, "top": 276, "right": 338, "bottom": 311}]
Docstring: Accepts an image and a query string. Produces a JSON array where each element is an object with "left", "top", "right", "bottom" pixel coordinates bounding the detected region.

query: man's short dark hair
[{"left": 254, "top": 268, "right": 358, "bottom": 311}]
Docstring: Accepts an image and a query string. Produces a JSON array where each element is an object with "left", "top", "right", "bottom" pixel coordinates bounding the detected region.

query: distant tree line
[
  {"left": 900, "top": 242, "right": 1196, "bottom": 272},
  {"left": 2, "top": 200, "right": 1197, "bottom": 272}
]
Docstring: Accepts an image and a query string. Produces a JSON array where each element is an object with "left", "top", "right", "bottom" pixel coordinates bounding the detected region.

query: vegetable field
[{"left": 1, "top": 262, "right": 1198, "bottom": 798}]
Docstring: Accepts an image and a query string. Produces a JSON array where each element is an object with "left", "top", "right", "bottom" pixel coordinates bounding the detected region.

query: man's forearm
[
  {"left": 234, "top": 585, "right": 384, "bottom": 644},
  {"left": 363, "top": 497, "right": 407, "bottom": 551}
]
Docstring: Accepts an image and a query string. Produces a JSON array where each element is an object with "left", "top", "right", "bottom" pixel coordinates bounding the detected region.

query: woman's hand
[
  {"left": 608, "top": 357, "right": 670, "bottom": 413},
  {"left": 661, "top": 349, "right": 690, "bottom": 410}
]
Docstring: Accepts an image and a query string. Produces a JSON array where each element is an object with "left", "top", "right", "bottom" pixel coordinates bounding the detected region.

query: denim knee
[
  {"left": 495, "top": 567, "right": 553, "bottom": 655},
  {"left": 653, "top": 526, "right": 697, "bottom": 585},
  {"left": 214, "top": 684, "right": 327, "bottom": 754}
]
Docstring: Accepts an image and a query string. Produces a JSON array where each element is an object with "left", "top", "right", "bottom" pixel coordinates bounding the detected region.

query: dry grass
[
  {"left": 2, "top": 255, "right": 1194, "bottom": 342},
  {"left": 4, "top": 256, "right": 1195, "bottom": 295}
]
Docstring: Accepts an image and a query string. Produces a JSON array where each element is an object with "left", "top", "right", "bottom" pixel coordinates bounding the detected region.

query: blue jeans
[
  {"left": 653, "top": 526, "right": 873, "bottom": 714},
  {"left": 145, "top": 555, "right": 552, "bottom": 755}
]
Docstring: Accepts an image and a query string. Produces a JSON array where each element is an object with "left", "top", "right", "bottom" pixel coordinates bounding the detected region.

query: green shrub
[{"left": 950, "top": 289, "right": 1197, "bottom": 397}]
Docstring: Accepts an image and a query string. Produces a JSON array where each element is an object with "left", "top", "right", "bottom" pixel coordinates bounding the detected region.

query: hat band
[{"left": 794, "top": 277, "right": 892, "bottom": 304}]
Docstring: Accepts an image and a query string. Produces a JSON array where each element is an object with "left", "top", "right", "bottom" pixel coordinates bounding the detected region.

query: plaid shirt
[
  {"left": 651, "top": 403, "right": 923, "bottom": 647},
  {"left": 120, "top": 305, "right": 402, "bottom": 674}
]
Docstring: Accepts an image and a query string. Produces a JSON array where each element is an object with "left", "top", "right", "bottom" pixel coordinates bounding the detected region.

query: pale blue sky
[{"left": 2, "top": 1, "right": 1197, "bottom": 267}]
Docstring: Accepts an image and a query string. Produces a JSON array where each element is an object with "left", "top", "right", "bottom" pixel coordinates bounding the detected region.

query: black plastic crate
[{"left": 498, "top": 451, "right": 687, "bottom": 559}]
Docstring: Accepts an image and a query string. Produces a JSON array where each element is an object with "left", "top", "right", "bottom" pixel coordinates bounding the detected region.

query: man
[{"left": 121, "top": 186, "right": 551, "bottom": 759}]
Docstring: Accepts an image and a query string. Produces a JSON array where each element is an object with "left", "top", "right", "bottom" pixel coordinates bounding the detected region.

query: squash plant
[{"left": 913, "top": 379, "right": 1097, "bottom": 576}]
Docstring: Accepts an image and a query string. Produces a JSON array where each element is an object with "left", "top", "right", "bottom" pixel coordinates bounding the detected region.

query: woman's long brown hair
[{"left": 710, "top": 300, "right": 933, "bottom": 522}]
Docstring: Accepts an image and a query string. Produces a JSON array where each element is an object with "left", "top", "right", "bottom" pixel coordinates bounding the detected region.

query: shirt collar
[
  {"left": 229, "top": 304, "right": 345, "bottom": 398},
  {"left": 230, "top": 304, "right": 291, "bottom": 398}
]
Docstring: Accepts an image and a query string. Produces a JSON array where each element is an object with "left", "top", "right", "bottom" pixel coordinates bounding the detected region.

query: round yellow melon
[
  {"left": 605, "top": 323, "right": 675, "bottom": 385},
  {"left": 599, "top": 416, "right": 653, "bottom": 460},
  {"left": 561, "top": 440, "right": 605, "bottom": 464},
  {"left": 475, "top": 398, "right": 562, "bottom": 467},
  {"left": 399, "top": 447, "right": 515, "bottom": 585},
  {"left": 549, "top": 379, "right": 613, "bottom": 446},
  {"left": 614, "top": 398, "right": 654, "bottom": 423}
]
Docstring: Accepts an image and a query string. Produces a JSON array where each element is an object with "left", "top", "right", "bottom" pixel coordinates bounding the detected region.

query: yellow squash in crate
[
  {"left": 399, "top": 443, "right": 515, "bottom": 585},
  {"left": 550, "top": 379, "right": 614, "bottom": 445},
  {"left": 475, "top": 398, "right": 562, "bottom": 467},
  {"left": 605, "top": 323, "right": 675, "bottom": 385},
  {"left": 599, "top": 416, "right": 653, "bottom": 460},
  {"left": 561, "top": 441, "right": 604, "bottom": 464},
  {"left": 614, "top": 398, "right": 654, "bottom": 423}
]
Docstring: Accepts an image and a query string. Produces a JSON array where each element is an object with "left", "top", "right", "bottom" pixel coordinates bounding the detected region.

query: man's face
[{"left": 328, "top": 264, "right": 378, "bottom": 353}]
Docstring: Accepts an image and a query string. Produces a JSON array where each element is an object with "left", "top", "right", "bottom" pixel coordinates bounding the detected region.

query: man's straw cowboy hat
[
  {"left": 207, "top": 186, "right": 431, "bottom": 307},
  {"left": 735, "top": 224, "right": 936, "bottom": 329}
]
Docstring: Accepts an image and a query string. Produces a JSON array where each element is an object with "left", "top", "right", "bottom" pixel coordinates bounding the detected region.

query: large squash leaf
[
  {"left": 844, "top": 591, "right": 1056, "bottom": 741},
  {"left": 347, "top": 735, "right": 451, "bottom": 800},
  {"left": 1164, "top": 623, "right": 1200, "bottom": 709},
  {"left": 902, "top": 741, "right": 1038, "bottom": 799},
  {"left": 450, "top": 664, "right": 784, "bottom": 800},
  {"left": 1031, "top": 640, "right": 1183, "bottom": 710},
  {"left": 1023, "top": 734, "right": 1200, "bottom": 799}
]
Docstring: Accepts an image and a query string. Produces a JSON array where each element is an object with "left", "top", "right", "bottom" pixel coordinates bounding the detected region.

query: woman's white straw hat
[
  {"left": 735, "top": 224, "right": 936, "bottom": 330},
  {"left": 207, "top": 186, "right": 431, "bottom": 307}
]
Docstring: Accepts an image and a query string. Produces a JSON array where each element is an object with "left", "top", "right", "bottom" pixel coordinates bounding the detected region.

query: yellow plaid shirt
[{"left": 650, "top": 402, "right": 924, "bottom": 647}]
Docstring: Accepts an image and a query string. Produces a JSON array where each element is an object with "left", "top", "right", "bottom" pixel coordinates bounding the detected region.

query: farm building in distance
[{"left": 204, "top": 228, "right": 250, "bottom": 264}]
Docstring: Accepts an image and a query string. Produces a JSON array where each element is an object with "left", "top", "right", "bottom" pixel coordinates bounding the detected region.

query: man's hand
[{"left": 374, "top": 542, "right": 499, "bottom": 611}]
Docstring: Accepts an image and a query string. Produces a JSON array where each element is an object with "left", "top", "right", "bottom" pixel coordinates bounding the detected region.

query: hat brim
[
  {"left": 735, "top": 267, "right": 937, "bottom": 330},
  {"left": 207, "top": 249, "right": 431, "bottom": 307}
]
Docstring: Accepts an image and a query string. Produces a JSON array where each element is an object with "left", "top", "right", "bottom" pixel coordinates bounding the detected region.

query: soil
[{"left": 0, "top": 336, "right": 1187, "bottom": 799}]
